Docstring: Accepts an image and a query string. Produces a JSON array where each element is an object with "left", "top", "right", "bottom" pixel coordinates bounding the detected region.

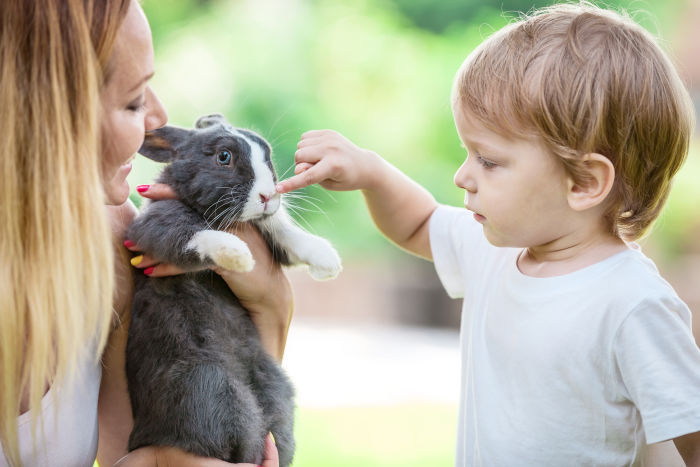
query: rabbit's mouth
[
  {"left": 260, "top": 192, "right": 281, "bottom": 215},
  {"left": 252, "top": 198, "right": 281, "bottom": 220},
  {"left": 238, "top": 190, "right": 281, "bottom": 222}
]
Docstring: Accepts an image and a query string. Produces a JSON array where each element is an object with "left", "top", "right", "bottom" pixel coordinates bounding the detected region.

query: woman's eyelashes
[{"left": 126, "top": 95, "right": 146, "bottom": 112}]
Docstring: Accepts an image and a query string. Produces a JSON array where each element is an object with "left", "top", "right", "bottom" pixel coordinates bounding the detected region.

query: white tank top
[{"left": 0, "top": 350, "right": 102, "bottom": 467}]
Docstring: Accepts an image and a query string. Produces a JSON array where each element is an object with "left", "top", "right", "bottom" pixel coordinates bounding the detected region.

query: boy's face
[{"left": 452, "top": 103, "right": 573, "bottom": 248}]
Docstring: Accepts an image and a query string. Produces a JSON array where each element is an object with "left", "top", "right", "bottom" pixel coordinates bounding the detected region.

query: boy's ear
[
  {"left": 567, "top": 153, "right": 615, "bottom": 212},
  {"left": 138, "top": 126, "right": 192, "bottom": 163}
]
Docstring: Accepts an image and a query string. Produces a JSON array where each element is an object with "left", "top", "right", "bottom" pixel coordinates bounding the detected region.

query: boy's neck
[{"left": 517, "top": 228, "right": 628, "bottom": 278}]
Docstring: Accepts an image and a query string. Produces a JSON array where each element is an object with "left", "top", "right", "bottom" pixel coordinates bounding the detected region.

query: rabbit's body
[
  {"left": 125, "top": 114, "right": 341, "bottom": 466},
  {"left": 127, "top": 271, "right": 292, "bottom": 463}
]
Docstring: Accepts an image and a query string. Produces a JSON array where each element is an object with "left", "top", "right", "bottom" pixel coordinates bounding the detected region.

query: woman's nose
[
  {"left": 144, "top": 86, "right": 168, "bottom": 131},
  {"left": 454, "top": 159, "right": 476, "bottom": 193}
]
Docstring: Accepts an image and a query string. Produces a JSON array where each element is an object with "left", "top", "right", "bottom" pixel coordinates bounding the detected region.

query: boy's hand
[
  {"left": 277, "top": 129, "right": 438, "bottom": 260},
  {"left": 276, "top": 130, "right": 380, "bottom": 193}
]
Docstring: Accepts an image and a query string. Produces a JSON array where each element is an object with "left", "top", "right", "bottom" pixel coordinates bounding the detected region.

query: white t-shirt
[
  {"left": 0, "top": 347, "right": 101, "bottom": 467},
  {"left": 430, "top": 205, "right": 700, "bottom": 467}
]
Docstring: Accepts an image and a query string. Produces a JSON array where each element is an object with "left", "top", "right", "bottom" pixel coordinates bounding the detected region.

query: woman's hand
[
  {"left": 114, "top": 434, "right": 279, "bottom": 467},
  {"left": 124, "top": 183, "right": 181, "bottom": 277},
  {"left": 213, "top": 222, "right": 293, "bottom": 361},
  {"left": 125, "top": 183, "right": 294, "bottom": 361}
]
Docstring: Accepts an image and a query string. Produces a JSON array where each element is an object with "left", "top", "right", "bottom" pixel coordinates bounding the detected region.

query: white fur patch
[
  {"left": 259, "top": 208, "right": 342, "bottom": 280},
  {"left": 186, "top": 230, "right": 254, "bottom": 272},
  {"left": 232, "top": 131, "right": 280, "bottom": 220}
]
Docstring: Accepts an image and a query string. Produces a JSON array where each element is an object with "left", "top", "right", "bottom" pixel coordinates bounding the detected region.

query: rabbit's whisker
[
  {"left": 283, "top": 194, "right": 332, "bottom": 225},
  {"left": 278, "top": 163, "right": 297, "bottom": 180},
  {"left": 282, "top": 202, "right": 316, "bottom": 233},
  {"left": 203, "top": 197, "right": 236, "bottom": 227}
]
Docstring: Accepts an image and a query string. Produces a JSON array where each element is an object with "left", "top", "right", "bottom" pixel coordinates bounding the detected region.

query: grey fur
[{"left": 125, "top": 114, "right": 341, "bottom": 466}]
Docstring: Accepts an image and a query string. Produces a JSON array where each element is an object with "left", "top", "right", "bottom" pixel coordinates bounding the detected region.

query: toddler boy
[{"left": 277, "top": 4, "right": 700, "bottom": 465}]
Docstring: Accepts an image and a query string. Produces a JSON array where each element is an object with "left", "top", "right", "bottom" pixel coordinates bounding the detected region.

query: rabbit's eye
[{"left": 217, "top": 150, "right": 233, "bottom": 166}]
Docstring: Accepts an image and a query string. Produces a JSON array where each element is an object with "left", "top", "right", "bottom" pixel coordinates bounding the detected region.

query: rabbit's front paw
[
  {"left": 306, "top": 240, "right": 342, "bottom": 281},
  {"left": 214, "top": 244, "right": 255, "bottom": 272},
  {"left": 186, "top": 230, "right": 255, "bottom": 272}
]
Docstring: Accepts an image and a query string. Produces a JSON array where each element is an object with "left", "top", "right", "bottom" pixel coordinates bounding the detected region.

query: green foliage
[
  {"left": 384, "top": 0, "right": 683, "bottom": 34},
  {"left": 384, "top": 0, "right": 551, "bottom": 33}
]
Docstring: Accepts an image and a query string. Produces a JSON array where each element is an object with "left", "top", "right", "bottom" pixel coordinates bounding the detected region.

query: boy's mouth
[{"left": 465, "top": 203, "right": 487, "bottom": 223}]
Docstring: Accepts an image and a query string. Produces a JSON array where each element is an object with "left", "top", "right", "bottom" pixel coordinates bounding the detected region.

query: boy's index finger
[
  {"left": 276, "top": 165, "right": 323, "bottom": 193},
  {"left": 275, "top": 173, "right": 305, "bottom": 193}
]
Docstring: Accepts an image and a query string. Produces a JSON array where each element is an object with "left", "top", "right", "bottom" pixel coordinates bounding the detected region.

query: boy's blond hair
[{"left": 453, "top": 3, "right": 694, "bottom": 240}]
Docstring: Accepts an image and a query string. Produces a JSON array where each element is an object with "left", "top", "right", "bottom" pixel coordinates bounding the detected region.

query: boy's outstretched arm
[{"left": 276, "top": 130, "right": 438, "bottom": 260}]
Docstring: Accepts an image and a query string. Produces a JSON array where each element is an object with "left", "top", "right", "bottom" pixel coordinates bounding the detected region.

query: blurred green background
[
  {"left": 128, "top": 0, "right": 700, "bottom": 465},
  {"left": 134, "top": 0, "right": 700, "bottom": 262}
]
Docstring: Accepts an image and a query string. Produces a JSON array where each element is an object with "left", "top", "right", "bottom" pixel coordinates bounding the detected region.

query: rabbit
[{"left": 124, "top": 113, "right": 342, "bottom": 466}]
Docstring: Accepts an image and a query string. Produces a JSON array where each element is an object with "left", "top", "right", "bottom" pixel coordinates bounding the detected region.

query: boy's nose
[{"left": 454, "top": 160, "right": 476, "bottom": 193}]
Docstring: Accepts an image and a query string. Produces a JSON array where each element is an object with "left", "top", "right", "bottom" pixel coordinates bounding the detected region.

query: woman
[{"left": 0, "top": 1, "right": 291, "bottom": 465}]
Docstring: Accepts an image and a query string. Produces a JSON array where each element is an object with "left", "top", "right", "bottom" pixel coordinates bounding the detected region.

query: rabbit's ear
[
  {"left": 138, "top": 126, "right": 191, "bottom": 162},
  {"left": 195, "top": 113, "right": 226, "bottom": 129}
]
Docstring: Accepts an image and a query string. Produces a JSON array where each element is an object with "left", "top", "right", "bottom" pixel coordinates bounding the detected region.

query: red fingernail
[
  {"left": 143, "top": 266, "right": 155, "bottom": 276},
  {"left": 124, "top": 239, "right": 136, "bottom": 248},
  {"left": 137, "top": 184, "right": 150, "bottom": 193}
]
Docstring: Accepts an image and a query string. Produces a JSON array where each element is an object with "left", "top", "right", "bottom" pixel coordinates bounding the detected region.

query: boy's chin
[
  {"left": 482, "top": 228, "right": 520, "bottom": 249},
  {"left": 482, "top": 227, "right": 506, "bottom": 247}
]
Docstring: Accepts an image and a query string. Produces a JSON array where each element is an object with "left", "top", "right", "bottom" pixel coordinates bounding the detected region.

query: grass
[{"left": 95, "top": 403, "right": 457, "bottom": 466}]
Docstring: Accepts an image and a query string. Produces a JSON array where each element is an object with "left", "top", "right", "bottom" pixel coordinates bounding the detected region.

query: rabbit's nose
[
  {"left": 259, "top": 191, "right": 281, "bottom": 214},
  {"left": 260, "top": 191, "right": 279, "bottom": 202},
  {"left": 259, "top": 192, "right": 279, "bottom": 207}
]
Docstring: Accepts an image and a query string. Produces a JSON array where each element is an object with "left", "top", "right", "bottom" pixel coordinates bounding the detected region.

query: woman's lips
[{"left": 114, "top": 160, "right": 133, "bottom": 179}]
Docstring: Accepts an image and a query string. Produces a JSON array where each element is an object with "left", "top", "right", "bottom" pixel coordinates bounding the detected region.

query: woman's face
[{"left": 100, "top": 0, "right": 167, "bottom": 205}]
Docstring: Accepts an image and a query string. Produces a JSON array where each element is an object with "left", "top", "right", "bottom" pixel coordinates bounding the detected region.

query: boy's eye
[
  {"left": 217, "top": 150, "right": 233, "bottom": 166},
  {"left": 477, "top": 155, "right": 497, "bottom": 169}
]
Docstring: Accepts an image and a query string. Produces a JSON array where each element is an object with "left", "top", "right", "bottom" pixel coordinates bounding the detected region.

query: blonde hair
[
  {"left": 453, "top": 2, "right": 695, "bottom": 240},
  {"left": 0, "top": 0, "right": 129, "bottom": 464}
]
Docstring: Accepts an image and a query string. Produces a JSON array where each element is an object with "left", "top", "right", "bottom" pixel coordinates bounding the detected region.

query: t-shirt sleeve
[
  {"left": 429, "top": 205, "right": 484, "bottom": 299},
  {"left": 614, "top": 296, "right": 700, "bottom": 443}
]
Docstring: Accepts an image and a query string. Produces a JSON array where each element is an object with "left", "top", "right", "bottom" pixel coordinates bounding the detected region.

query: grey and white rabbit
[{"left": 124, "top": 113, "right": 341, "bottom": 466}]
